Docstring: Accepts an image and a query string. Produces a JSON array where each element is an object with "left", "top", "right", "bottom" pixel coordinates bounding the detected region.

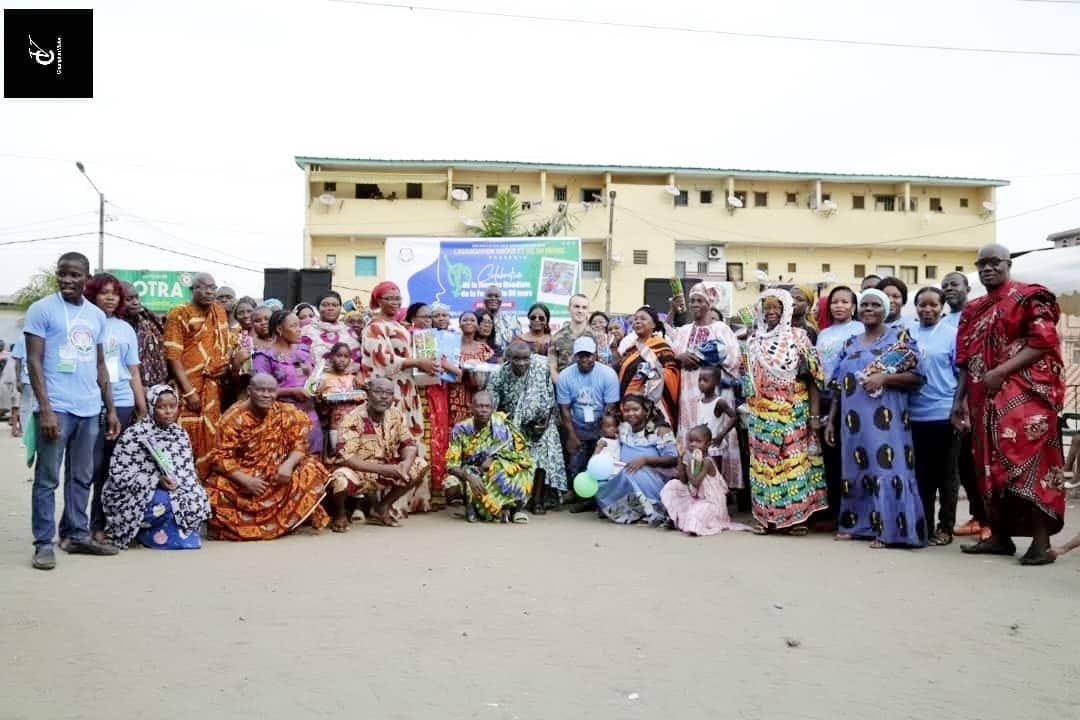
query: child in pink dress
[
  {"left": 661, "top": 425, "right": 747, "bottom": 536},
  {"left": 316, "top": 342, "right": 365, "bottom": 460}
]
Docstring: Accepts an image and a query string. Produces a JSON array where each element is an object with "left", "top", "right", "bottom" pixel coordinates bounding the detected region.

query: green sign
[{"left": 109, "top": 270, "right": 196, "bottom": 313}]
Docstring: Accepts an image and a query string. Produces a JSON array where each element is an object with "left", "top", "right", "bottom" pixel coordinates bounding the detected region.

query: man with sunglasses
[{"left": 952, "top": 244, "right": 1066, "bottom": 565}]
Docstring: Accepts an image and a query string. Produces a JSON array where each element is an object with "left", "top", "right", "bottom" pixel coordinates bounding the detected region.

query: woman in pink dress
[
  {"left": 661, "top": 425, "right": 747, "bottom": 536},
  {"left": 360, "top": 282, "right": 440, "bottom": 512},
  {"left": 671, "top": 282, "right": 743, "bottom": 488}
]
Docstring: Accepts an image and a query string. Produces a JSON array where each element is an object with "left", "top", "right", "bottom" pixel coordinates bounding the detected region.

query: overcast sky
[{"left": 2, "top": 0, "right": 1078, "bottom": 297}]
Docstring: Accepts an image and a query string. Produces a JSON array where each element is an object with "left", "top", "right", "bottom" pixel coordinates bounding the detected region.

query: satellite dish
[
  {"left": 982, "top": 201, "right": 995, "bottom": 212},
  {"left": 461, "top": 217, "right": 480, "bottom": 228},
  {"left": 727, "top": 194, "right": 744, "bottom": 208},
  {"left": 450, "top": 188, "right": 469, "bottom": 202},
  {"left": 754, "top": 269, "right": 769, "bottom": 282},
  {"left": 663, "top": 185, "right": 681, "bottom": 196},
  {"left": 820, "top": 199, "right": 838, "bottom": 212},
  {"left": 823, "top": 272, "right": 836, "bottom": 284},
  {"left": 317, "top": 193, "right": 336, "bottom": 206}
]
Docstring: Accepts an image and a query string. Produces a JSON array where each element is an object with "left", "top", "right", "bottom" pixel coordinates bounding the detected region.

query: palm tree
[
  {"left": 472, "top": 189, "right": 576, "bottom": 238},
  {"left": 14, "top": 267, "right": 58, "bottom": 310}
]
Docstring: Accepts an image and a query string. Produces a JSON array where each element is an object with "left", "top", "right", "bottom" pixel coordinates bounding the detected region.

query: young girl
[
  {"left": 317, "top": 342, "right": 364, "bottom": 459},
  {"left": 593, "top": 413, "right": 623, "bottom": 470},
  {"left": 695, "top": 365, "right": 740, "bottom": 487},
  {"left": 660, "top": 425, "right": 747, "bottom": 537}
]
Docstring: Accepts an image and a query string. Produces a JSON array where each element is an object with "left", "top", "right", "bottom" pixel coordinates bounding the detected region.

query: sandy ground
[{"left": 1, "top": 432, "right": 1079, "bottom": 720}]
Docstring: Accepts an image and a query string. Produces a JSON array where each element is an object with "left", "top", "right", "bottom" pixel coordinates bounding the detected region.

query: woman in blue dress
[
  {"left": 824, "top": 289, "right": 927, "bottom": 548},
  {"left": 103, "top": 385, "right": 211, "bottom": 549},
  {"left": 596, "top": 394, "right": 678, "bottom": 525}
]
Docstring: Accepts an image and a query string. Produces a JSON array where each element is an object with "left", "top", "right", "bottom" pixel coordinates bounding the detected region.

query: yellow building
[{"left": 295, "top": 157, "right": 1006, "bottom": 313}]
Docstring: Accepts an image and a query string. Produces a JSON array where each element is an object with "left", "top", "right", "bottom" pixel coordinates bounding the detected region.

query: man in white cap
[{"left": 556, "top": 335, "right": 620, "bottom": 484}]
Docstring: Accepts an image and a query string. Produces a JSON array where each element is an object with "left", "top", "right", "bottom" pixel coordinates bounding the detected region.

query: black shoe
[
  {"left": 1019, "top": 543, "right": 1056, "bottom": 566},
  {"left": 961, "top": 537, "right": 1017, "bottom": 556},
  {"left": 65, "top": 539, "right": 119, "bottom": 556},
  {"left": 32, "top": 546, "right": 56, "bottom": 570}
]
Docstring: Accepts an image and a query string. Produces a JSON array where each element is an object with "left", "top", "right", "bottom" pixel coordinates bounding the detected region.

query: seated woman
[
  {"left": 203, "top": 373, "right": 331, "bottom": 540},
  {"left": 102, "top": 385, "right": 211, "bottom": 549},
  {"left": 596, "top": 394, "right": 678, "bottom": 525},
  {"left": 446, "top": 391, "right": 534, "bottom": 523}
]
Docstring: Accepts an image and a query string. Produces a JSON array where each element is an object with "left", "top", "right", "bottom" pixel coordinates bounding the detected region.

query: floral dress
[{"left": 301, "top": 320, "right": 361, "bottom": 368}]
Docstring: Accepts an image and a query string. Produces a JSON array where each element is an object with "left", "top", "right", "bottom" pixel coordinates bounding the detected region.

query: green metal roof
[{"left": 294, "top": 156, "right": 1009, "bottom": 187}]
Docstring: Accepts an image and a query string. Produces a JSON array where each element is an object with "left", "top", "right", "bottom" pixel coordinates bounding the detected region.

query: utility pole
[
  {"left": 75, "top": 161, "right": 105, "bottom": 272},
  {"left": 605, "top": 190, "right": 616, "bottom": 313}
]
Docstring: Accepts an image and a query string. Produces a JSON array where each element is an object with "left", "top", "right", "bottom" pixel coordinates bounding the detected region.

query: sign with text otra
[
  {"left": 109, "top": 270, "right": 196, "bottom": 313},
  {"left": 384, "top": 237, "right": 582, "bottom": 320}
]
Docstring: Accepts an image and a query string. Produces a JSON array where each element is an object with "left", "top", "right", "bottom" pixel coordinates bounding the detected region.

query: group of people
[{"left": 15, "top": 244, "right": 1075, "bottom": 571}]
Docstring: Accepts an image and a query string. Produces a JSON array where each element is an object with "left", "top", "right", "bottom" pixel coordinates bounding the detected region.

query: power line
[
  {"left": 329, "top": 0, "right": 1080, "bottom": 58},
  {"left": 0, "top": 211, "right": 97, "bottom": 236},
  {"left": 104, "top": 232, "right": 265, "bottom": 274},
  {"left": 0, "top": 232, "right": 99, "bottom": 247}
]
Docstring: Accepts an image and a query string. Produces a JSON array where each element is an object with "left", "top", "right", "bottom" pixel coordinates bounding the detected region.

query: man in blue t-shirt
[
  {"left": 556, "top": 336, "right": 620, "bottom": 482},
  {"left": 24, "top": 252, "right": 121, "bottom": 570}
]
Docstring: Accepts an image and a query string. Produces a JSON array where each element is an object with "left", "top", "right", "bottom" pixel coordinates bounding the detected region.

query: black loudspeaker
[
  {"left": 642, "top": 277, "right": 701, "bottom": 310},
  {"left": 297, "top": 269, "right": 333, "bottom": 306},
  {"left": 263, "top": 268, "right": 299, "bottom": 308}
]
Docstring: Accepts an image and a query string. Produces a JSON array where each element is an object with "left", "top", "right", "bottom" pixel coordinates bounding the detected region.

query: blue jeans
[
  {"left": 32, "top": 411, "right": 100, "bottom": 548},
  {"left": 566, "top": 423, "right": 601, "bottom": 480}
]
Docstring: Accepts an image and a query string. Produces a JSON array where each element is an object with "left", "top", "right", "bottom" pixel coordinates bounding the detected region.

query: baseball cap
[{"left": 572, "top": 336, "right": 597, "bottom": 355}]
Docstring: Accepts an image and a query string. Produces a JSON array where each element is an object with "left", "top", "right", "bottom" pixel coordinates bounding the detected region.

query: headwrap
[
  {"left": 858, "top": 288, "right": 890, "bottom": 312},
  {"left": 748, "top": 288, "right": 802, "bottom": 384},
  {"left": 688, "top": 282, "right": 723, "bottom": 311},
  {"left": 260, "top": 298, "right": 284, "bottom": 311},
  {"left": 146, "top": 383, "right": 176, "bottom": 411},
  {"left": 794, "top": 285, "right": 819, "bottom": 330},
  {"left": 293, "top": 302, "right": 316, "bottom": 316},
  {"left": 430, "top": 302, "right": 450, "bottom": 312},
  {"left": 369, "top": 281, "right": 400, "bottom": 310}
]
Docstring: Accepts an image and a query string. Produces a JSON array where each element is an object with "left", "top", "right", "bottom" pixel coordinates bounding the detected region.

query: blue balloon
[{"left": 587, "top": 453, "right": 616, "bottom": 481}]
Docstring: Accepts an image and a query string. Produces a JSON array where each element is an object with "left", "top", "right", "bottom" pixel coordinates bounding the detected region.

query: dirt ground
[{"left": 1, "top": 432, "right": 1079, "bottom": 720}]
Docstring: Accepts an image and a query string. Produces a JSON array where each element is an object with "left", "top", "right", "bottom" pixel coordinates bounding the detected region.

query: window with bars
[
  {"left": 323, "top": 182, "right": 337, "bottom": 192},
  {"left": 785, "top": 192, "right": 798, "bottom": 205},
  {"left": 700, "top": 190, "right": 713, "bottom": 204},
  {"left": 854, "top": 264, "right": 866, "bottom": 278},
  {"left": 675, "top": 190, "right": 688, "bottom": 207},
  {"left": 874, "top": 195, "right": 896, "bottom": 212},
  {"left": 554, "top": 186, "right": 567, "bottom": 202},
  {"left": 821, "top": 263, "right": 831, "bottom": 272},
  {"left": 900, "top": 266, "right": 918, "bottom": 285},
  {"left": 726, "top": 263, "right": 744, "bottom": 282},
  {"left": 754, "top": 191, "right": 768, "bottom": 207},
  {"left": 929, "top": 197, "right": 942, "bottom": 212},
  {"left": 787, "top": 262, "right": 797, "bottom": 273},
  {"left": 582, "top": 259, "right": 602, "bottom": 277},
  {"left": 486, "top": 185, "right": 498, "bottom": 199},
  {"left": 925, "top": 265, "right": 938, "bottom": 280},
  {"left": 510, "top": 184, "right": 520, "bottom": 194},
  {"left": 633, "top": 250, "right": 649, "bottom": 265},
  {"left": 852, "top": 195, "right": 865, "bottom": 210},
  {"left": 959, "top": 198, "right": 969, "bottom": 208}
]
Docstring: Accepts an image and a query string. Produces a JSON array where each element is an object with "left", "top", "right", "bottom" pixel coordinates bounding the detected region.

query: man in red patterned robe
[{"left": 953, "top": 243, "right": 1066, "bottom": 565}]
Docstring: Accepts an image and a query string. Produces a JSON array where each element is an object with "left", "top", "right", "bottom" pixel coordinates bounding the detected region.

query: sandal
[
  {"left": 787, "top": 525, "right": 809, "bottom": 537},
  {"left": 834, "top": 533, "right": 853, "bottom": 541},
  {"left": 512, "top": 511, "right": 529, "bottom": 524},
  {"left": 750, "top": 523, "right": 768, "bottom": 536},
  {"left": 928, "top": 530, "right": 953, "bottom": 547},
  {"left": 367, "top": 513, "right": 401, "bottom": 528},
  {"left": 869, "top": 540, "right": 886, "bottom": 549}
]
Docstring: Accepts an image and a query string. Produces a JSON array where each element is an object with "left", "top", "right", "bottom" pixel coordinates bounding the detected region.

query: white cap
[{"left": 572, "top": 336, "right": 597, "bottom": 355}]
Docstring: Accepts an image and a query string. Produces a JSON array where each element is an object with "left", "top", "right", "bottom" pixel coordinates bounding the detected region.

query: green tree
[
  {"left": 14, "top": 267, "right": 58, "bottom": 310},
  {"left": 472, "top": 189, "right": 575, "bottom": 238}
]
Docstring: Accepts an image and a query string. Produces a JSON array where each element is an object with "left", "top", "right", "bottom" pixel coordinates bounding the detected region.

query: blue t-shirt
[
  {"left": 816, "top": 320, "right": 864, "bottom": 397},
  {"left": 556, "top": 362, "right": 620, "bottom": 430},
  {"left": 102, "top": 316, "right": 140, "bottom": 408},
  {"left": 907, "top": 319, "right": 957, "bottom": 422},
  {"left": 10, "top": 336, "right": 30, "bottom": 385},
  {"left": 941, "top": 311, "right": 961, "bottom": 328},
  {"left": 23, "top": 293, "right": 108, "bottom": 418}
]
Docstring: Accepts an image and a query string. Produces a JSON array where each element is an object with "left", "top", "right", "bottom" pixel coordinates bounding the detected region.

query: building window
[
  {"left": 700, "top": 190, "right": 713, "bottom": 204},
  {"left": 406, "top": 183, "right": 422, "bottom": 199},
  {"left": 955, "top": 265, "right": 964, "bottom": 271},
  {"left": 854, "top": 264, "right": 866, "bottom": 278},
  {"left": 633, "top": 250, "right": 648, "bottom": 265},
  {"left": 582, "top": 188, "right": 603, "bottom": 203},
  {"left": 452, "top": 184, "right": 473, "bottom": 200},
  {"left": 821, "top": 193, "right": 832, "bottom": 202},
  {"left": 325, "top": 254, "right": 337, "bottom": 268},
  {"left": 785, "top": 192, "right": 798, "bottom": 206},
  {"left": 675, "top": 190, "right": 689, "bottom": 207},
  {"left": 900, "top": 266, "right": 918, "bottom": 285},
  {"left": 582, "top": 259, "right": 602, "bottom": 278},
  {"left": 726, "top": 263, "right": 744, "bottom": 282},
  {"left": 554, "top": 186, "right": 567, "bottom": 202},
  {"left": 959, "top": 198, "right": 969, "bottom": 208},
  {"left": 754, "top": 191, "right": 768, "bottom": 207},
  {"left": 925, "top": 265, "right": 938, "bottom": 280},
  {"left": 486, "top": 184, "right": 498, "bottom": 199},
  {"left": 852, "top": 195, "right": 865, "bottom": 210},
  {"left": 821, "top": 263, "right": 831, "bottom": 272},
  {"left": 323, "top": 182, "right": 337, "bottom": 192},
  {"left": 674, "top": 261, "right": 687, "bottom": 277},
  {"left": 929, "top": 197, "right": 942, "bottom": 212},
  {"left": 355, "top": 183, "right": 380, "bottom": 199},
  {"left": 733, "top": 190, "right": 748, "bottom": 207},
  {"left": 354, "top": 256, "right": 377, "bottom": 277},
  {"left": 787, "top": 262, "right": 797, "bottom": 273},
  {"left": 908, "top": 198, "right": 918, "bottom": 212},
  {"left": 510, "top": 184, "right": 520, "bottom": 194},
  {"left": 756, "top": 262, "right": 769, "bottom": 273},
  {"left": 696, "top": 261, "right": 709, "bottom": 274},
  {"left": 874, "top": 195, "right": 895, "bottom": 212},
  {"left": 875, "top": 265, "right": 895, "bottom": 277}
]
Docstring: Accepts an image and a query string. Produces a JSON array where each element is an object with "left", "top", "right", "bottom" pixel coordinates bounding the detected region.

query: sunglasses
[{"left": 529, "top": 314, "right": 547, "bottom": 321}]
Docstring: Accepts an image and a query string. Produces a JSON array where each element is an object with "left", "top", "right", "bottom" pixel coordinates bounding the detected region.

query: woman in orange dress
[
  {"left": 448, "top": 310, "right": 495, "bottom": 425},
  {"left": 359, "top": 282, "right": 439, "bottom": 512},
  {"left": 616, "top": 306, "right": 681, "bottom": 432},
  {"left": 203, "top": 373, "right": 331, "bottom": 540}
]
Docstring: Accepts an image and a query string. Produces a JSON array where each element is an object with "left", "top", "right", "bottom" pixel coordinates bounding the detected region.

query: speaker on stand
[
  {"left": 263, "top": 268, "right": 299, "bottom": 309},
  {"left": 297, "top": 269, "right": 333, "bottom": 306}
]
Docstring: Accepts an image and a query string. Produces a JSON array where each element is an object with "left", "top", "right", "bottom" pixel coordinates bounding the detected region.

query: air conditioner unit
[{"left": 707, "top": 245, "right": 724, "bottom": 260}]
